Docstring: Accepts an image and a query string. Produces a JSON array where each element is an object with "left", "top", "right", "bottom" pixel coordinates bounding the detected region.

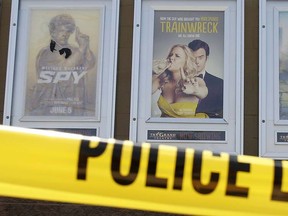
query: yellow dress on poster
[{"left": 157, "top": 95, "right": 208, "bottom": 118}]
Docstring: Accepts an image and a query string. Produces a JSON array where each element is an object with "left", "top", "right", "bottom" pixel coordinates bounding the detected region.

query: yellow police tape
[{"left": 0, "top": 125, "right": 288, "bottom": 215}]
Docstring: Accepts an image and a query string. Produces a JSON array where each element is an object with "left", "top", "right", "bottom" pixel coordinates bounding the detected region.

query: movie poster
[
  {"left": 279, "top": 12, "right": 288, "bottom": 120},
  {"left": 151, "top": 10, "right": 224, "bottom": 119},
  {"left": 24, "top": 9, "right": 101, "bottom": 117}
]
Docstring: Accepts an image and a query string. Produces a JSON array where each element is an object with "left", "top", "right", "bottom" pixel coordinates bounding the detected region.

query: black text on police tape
[{"left": 77, "top": 139, "right": 288, "bottom": 202}]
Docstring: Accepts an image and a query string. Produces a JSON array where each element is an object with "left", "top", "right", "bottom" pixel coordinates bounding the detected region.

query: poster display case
[
  {"left": 3, "top": 0, "right": 120, "bottom": 138},
  {"left": 260, "top": 0, "right": 288, "bottom": 158},
  {"left": 130, "top": 0, "right": 244, "bottom": 153}
]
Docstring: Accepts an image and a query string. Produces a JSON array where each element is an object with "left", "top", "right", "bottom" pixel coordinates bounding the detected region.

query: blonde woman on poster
[{"left": 152, "top": 44, "right": 208, "bottom": 118}]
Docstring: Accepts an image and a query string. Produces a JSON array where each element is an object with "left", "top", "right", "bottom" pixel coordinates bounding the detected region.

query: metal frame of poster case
[
  {"left": 130, "top": 0, "right": 244, "bottom": 154},
  {"left": 259, "top": 0, "right": 288, "bottom": 158},
  {"left": 3, "top": 0, "right": 120, "bottom": 138}
]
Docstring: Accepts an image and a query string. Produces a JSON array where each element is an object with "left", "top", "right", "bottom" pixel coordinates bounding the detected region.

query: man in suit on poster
[{"left": 188, "top": 39, "right": 223, "bottom": 118}]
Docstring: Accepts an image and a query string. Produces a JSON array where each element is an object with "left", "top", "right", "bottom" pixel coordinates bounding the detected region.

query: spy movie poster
[
  {"left": 151, "top": 10, "right": 224, "bottom": 119},
  {"left": 24, "top": 9, "right": 101, "bottom": 117},
  {"left": 279, "top": 12, "right": 288, "bottom": 120}
]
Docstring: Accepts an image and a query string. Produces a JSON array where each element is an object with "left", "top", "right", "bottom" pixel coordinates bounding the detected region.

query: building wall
[
  {"left": 0, "top": 0, "right": 259, "bottom": 215},
  {"left": 243, "top": 0, "right": 259, "bottom": 156}
]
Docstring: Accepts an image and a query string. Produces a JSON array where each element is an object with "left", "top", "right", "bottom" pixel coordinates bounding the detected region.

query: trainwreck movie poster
[
  {"left": 24, "top": 9, "right": 101, "bottom": 117},
  {"left": 151, "top": 10, "right": 224, "bottom": 119},
  {"left": 279, "top": 12, "right": 288, "bottom": 120}
]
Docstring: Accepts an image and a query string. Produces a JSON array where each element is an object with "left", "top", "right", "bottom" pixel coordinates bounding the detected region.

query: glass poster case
[
  {"left": 260, "top": 0, "right": 288, "bottom": 158},
  {"left": 130, "top": 0, "right": 245, "bottom": 153},
  {"left": 3, "top": 0, "right": 120, "bottom": 138}
]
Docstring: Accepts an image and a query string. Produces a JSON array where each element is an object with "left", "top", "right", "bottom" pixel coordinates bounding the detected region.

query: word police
[{"left": 77, "top": 140, "right": 288, "bottom": 202}]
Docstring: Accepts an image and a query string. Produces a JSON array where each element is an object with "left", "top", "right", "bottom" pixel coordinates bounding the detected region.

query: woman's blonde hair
[{"left": 166, "top": 44, "right": 196, "bottom": 77}]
